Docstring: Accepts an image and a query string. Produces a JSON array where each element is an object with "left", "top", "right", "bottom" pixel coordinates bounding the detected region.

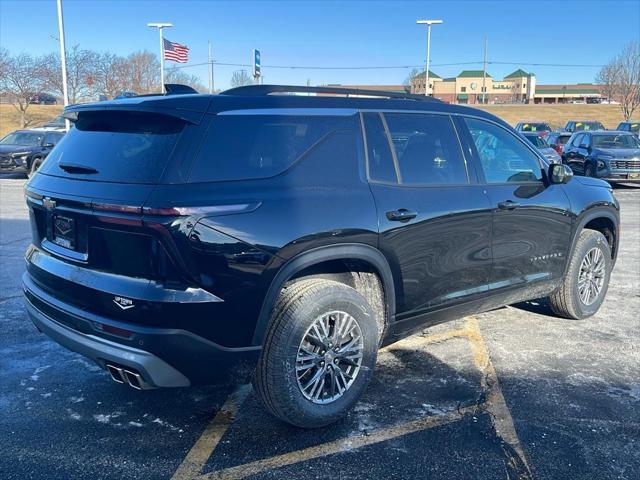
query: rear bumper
[
  {"left": 25, "top": 294, "right": 190, "bottom": 388},
  {"left": 23, "top": 272, "right": 261, "bottom": 387}
]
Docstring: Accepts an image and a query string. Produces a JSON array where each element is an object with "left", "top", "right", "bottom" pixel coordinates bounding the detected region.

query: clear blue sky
[{"left": 1, "top": 0, "right": 639, "bottom": 90}]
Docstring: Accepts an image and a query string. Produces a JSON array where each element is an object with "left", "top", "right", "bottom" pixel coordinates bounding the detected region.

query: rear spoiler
[{"left": 63, "top": 93, "right": 212, "bottom": 125}]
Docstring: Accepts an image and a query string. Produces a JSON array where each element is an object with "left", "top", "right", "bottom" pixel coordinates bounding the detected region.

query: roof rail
[
  {"left": 221, "top": 84, "right": 439, "bottom": 102},
  {"left": 164, "top": 84, "right": 199, "bottom": 95}
]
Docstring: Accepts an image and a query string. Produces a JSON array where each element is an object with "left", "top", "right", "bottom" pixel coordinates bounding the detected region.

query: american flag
[{"left": 163, "top": 38, "right": 189, "bottom": 63}]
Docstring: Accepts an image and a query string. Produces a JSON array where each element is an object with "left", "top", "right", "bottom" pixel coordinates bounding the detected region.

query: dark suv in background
[
  {"left": 563, "top": 130, "right": 640, "bottom": 182},
  {"left": 0, "top": 129, "right": 64, "bottom": 176},
  {"left": 23, "top": 85, "right": 620, "bottom": 428},
  {"left": 564, "top": 120, "right": 605, "bottom": 133}
]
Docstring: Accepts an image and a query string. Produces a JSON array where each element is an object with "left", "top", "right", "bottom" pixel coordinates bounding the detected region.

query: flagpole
[
  {"left": 147, "top": 23, "right": 173, "bottom": 94},
  {"left": 208, "top": 41, "right": 214, "bottom": 94},
  {"left": 56, "top": 0, "right": 69, "bottom": 131}
]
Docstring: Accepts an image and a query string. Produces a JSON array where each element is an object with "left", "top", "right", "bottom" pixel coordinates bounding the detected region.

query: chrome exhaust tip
[
  {"left": 123, "top": 370, "right": 144, "bottom": 390},
  {"left": 106, "top": 364, "right": 125, "bottom": 384}
]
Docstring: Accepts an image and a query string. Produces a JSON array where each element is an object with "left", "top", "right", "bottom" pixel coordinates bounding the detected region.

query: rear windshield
[
  {"left": 573, "top": 122, "right": 602, "bottom": 131},
  {"left": 592, "top": 134, "right": 640, "bottom": 149},
  {"left": 520, "top": 123, "right": 550, "bottom": 132},
  {"left": 39, "top": 111, "right": 185, "bottom": 184},
  {"left": 188, "top": 114, "right": 354, "bottom": 182},
  {"left": 523, "top": 134, "right": 548, "bottom": 148}
]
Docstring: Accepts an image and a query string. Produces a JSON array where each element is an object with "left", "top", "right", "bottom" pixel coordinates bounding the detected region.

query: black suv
[
  {"left": 23, "top": 85, "right": 620, "bottom": 428},
  {"left": 0, "top": 129, "right": 65, "bottom": 176}
]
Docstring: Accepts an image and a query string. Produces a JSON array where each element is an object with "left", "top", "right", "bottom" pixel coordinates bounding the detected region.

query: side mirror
[{"left": 549, "top": 163, "right": 573, "bottom": 184}]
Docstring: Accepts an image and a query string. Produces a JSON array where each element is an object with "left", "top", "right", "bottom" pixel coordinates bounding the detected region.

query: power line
[
  {"left": 166, "top": 59, "right": 605, "bottom": 72},
  {"left": 167, "top": 61, "right": 483, "bottom": 71}
]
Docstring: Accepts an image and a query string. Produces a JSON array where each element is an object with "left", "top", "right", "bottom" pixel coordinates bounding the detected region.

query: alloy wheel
[
  {"left": 578, "top": 247, "right": 606, "bottom": 305},
  {"left": 295, "top": 310, "right": 364, "bottom": 404}
]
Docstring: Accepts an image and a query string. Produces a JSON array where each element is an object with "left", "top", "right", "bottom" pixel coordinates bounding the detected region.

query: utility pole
[
  {"left": 482, "top": 36, "right": 488, "bottom": 104},
  {"left": 417, "top": 19, "right": 443, "bottom": 97},
  {"left": 147, "top": 23, "right": 173, "bottom": 93},
  {"left": 208, "top": 41, "right": 214, "bottom": 93},
  {"left": 56, "top": 0, "right": 69, "bottom": 131}
]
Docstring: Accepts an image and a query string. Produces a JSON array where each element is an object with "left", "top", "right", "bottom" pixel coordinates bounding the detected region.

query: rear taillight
[
  {"left": 93, "top": 203, "right": 142, "bottom": 214},
  {"left": 142, "top": 203, "right": 260, "bottom": 217},
  {"left": 555, "top": 145, "right": 563, "bottom": 154}
]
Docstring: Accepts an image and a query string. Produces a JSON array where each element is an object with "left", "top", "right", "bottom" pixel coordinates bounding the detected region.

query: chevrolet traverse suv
[{"left": 23, "top": 85, "right": 619, "bottom": 428}]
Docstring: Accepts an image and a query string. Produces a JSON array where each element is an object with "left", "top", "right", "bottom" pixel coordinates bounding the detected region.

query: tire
[
  {"left": 254, "top": 278, "right": 378, "bottom": 428},
  {"left": 548, "top": 229, "right": 612, "bottom": 319},
  {"left": 584, "top": 163, "right": 595, "bottom": 177},
  {"left": 29, "top": 158, "right": 43, "bottom": 177}
]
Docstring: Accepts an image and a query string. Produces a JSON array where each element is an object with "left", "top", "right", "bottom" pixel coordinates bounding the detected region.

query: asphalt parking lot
[{"left": 1, "top": 176, "right": 639, "bottom": 480}]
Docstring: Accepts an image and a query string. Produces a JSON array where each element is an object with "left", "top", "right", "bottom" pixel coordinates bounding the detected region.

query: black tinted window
[
  {"left": 523, "top": 135, "right": 547, "bottom": 148},
  {"left": 44, "top": 132, "right": 63, "bottom": 145},
  {"left": 189, "top": 114, "right": 352, "bottom": 182},
  {"left": 465, "top": 117, "right": 542, "bottom": 183},
  {"left": 383, "top": 113, "right": 468, "bottom": 185},
  {"left": 39, "top": 111, "right": 185, "bottom": 184},
  {"left": 363, "top": 113, "right": 397, "bottom": 183}
]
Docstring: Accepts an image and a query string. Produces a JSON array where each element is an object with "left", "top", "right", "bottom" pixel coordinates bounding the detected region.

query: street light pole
[
  {"left": 208, "top": 41, "right": 214, "bottom": 93},
  {"left": 56, "top": 0, "right": 70, "bottom": 131},
  {"left": 147, "top": 23, "right": 173, "bottom": 93},
  {"left": 417, "top": 19, "right": 443, "bottom": 97}
]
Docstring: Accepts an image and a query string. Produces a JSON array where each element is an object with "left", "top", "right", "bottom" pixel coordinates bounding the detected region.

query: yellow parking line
[
  {"left": 173, "top": 318, "right": 532, "bottom": 480},
  {"left": 464, "top": 317, "right": 533, "bottom": 479},
  {"left": 198, "top": 406, "right": 475, "bottom": 480},
  {"left": 171, "top": 384, "right": 252, "bottom": 480}
]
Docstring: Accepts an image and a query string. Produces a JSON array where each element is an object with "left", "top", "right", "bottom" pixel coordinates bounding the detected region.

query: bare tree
[
  {"left": 595, "top": 63, "right": 618, "bottom": 103},
  {"left": 597, "top": 41, "right": 640, "bottom": 120},
  {"left": 0, "top": 52, "right": 45, "bottom": 127},
  {"left": 165, "top": 66, "right": 206, "bottom": 92},
  {"left": 41, "top": 45, "right": 100, "bottom": 104},
  {"left": 127, "top": 51, "right": 160, "bottom": 94},
  {"left": 403, "top": 68, "right": 420, "bottom": 93},
  {"left": 93, "top": 52, "right": 129, "bottom": 100},
  {"left": 230, "top": 69, "right": 253, "bottom": 88}
]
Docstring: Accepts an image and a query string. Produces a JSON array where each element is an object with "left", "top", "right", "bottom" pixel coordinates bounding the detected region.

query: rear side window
[
  {"left": 382, "top": 113, "right": 468, "bottom": 185},
  {"left": 40, "top": 111, "right": 185, "bottom": 184},
  {"left": 524, "top": 135, "right": 547, "bottom": 148},
  {"left": 189, "top": 114, "right": 353, "bottom": 182},
  {"left": 362, "top": 113, "right": 397, "bottom": 183},
  {"left": 465, "top": 117, "right": 542, "bottom": 183}
]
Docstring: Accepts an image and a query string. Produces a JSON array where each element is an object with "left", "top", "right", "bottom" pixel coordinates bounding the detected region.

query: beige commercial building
[{"left": 411, "top": 69, "right": 536, "bottom": 104}]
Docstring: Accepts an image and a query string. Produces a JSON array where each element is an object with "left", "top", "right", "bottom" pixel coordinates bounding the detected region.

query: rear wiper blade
[{"left": 58, "top": 162, "right": 99, "bottom": 174}]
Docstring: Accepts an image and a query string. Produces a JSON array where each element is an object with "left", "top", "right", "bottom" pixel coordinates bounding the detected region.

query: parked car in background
[
  {"left": 39, "top": 115, "right": 67, "bottom": 130},
  {"left": 113, "top": 91, "right": 138, "bottom": 99},
  {"left": 547, "top": 131, "right": 573, "bottom": 158},
  {"left": 564, "top": 120, "right": 605, "bottom": 133},
  {"left": 616, "top": 121, "right": 639, "bottom": 136},
  {"left": 563, "top": 130, "right": 640, "bottom": 182},
  {"left": 0, "top": 129, "right": 65, "bottom": 176},
  {"left": 586, "top": 98, "right": 601, "bottom": 104},
  {"left": 514, "top": 121, "right": 552, "bottom": 138},
  {"left": 521, "top": 132, "right": 562, "bottom": 164},
  {"left": 29, "top": 93, "right": 58, "bottom": 105},
  {"left": 23, "top": 84, "right": 620, "bottom": 428}
]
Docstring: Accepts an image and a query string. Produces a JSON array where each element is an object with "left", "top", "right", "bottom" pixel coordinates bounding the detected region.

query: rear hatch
[{"left": 25, "top": 106, "right": 207, "bottom": 325}]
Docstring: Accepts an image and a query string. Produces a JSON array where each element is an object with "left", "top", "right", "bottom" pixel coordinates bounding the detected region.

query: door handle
[
  {"left": 497, "top": 200, "right": 520, "bottom": 211},
  {"left": 386, "top": 209, "right": 417, "bottom": 222}
]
